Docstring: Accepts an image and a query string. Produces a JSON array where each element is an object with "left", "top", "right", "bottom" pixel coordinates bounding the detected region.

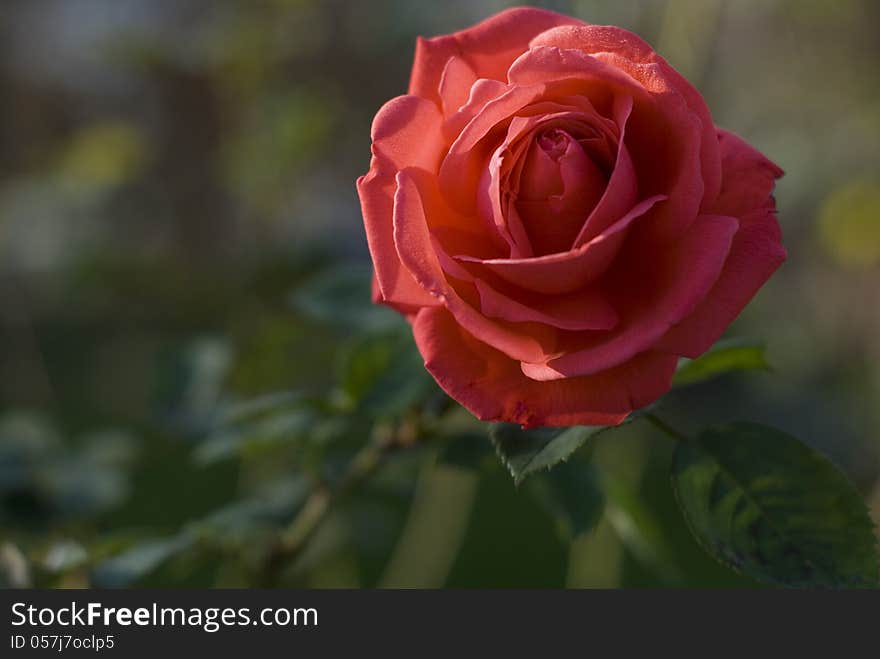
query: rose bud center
[{"left": 516, "top": 127, "right": 607, "bottom": 256}]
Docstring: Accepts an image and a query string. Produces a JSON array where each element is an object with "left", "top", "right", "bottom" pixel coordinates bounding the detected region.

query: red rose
[{"left": 357, "top": 7, "right": 785, "bottom": 428}]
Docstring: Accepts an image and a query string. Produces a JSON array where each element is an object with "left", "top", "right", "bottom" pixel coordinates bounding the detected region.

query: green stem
[
  {"left": 258, "top": 440, "right": 385, "bottom": 586},
  {"left": 644, "top": 412, "right": 691, "bottom": 444},
  {"left": 260, "top": 415, "right": 444, "bottom": 584},
  {"left": 278, "top": 439, "right": 385, "bottom": 554}
]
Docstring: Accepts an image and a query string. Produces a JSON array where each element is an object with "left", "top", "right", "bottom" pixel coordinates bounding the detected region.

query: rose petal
[
  {"left": 477, "top": 142, "right": 531, "bottom": 256},
  {"left": 529, "top": 24, "right": 722, "bottom": 205},
  {"left": 655, "top": 207, "right": 784, "bottom": 358},
  {"left": 358, "top": 95, "right": 447, "bottom": 309},
  {"left": 435, "top": 242, "right": 618, "bottom": 331},
  {"left": 704, "top": 129, "right": 784, "bottom": 217},
  {"left": 517, "top": 129, "right": 607, "bottom": 255},
  {"left": 413, "top": 306, "right": 678, "bottom": 428},
  {"left": 521, "top": 213, "right": 739, "bottom": 380},
  {"left": 443, "top": 78, "right": 509, "bottom": 140},
  {"left": 393, "top": 168, "right": 558, "bottom": 364},
  {"left": 656, "top": 133, "right": 784, "bottom": 357},
  {"left": 371, "top": 272, "right": 381, "bottom": 304},
  {"left": 358, "top": 170, "right": 439, "bottom": 310},
  {"left": 572, "top": 94, "right": 636, "bottom": 246},
  {"left": 476, "top": 98, "right": 624, "bottom": 259},
  {"left": 438, "top": 56, "right": 478, "bottom": 118},
  {"left": 440, "top": 61, "right": 641, "bottom": 218},
  {"left": 441, "top": 79, "right": 622, "bottom": 218},
  {"left": 408, "top": 7, "right": 580, "bottom": 104},
  {"left": 476, "top": 103, "right": 619, "bottom": 258},
  {"left": 455, "top": 194, "right": 666, "bottom": 295},
  {"left": 594, "top": 51, "right": 704, "bottom": 241},
  {"left": 440, "top": 83, "right": 549, "bottom": 214},
  {"left": 507, "top": 44, "right": 648, "bottom": 95},
  {"left": 508, "top": 46, "right": 705, "bottom": 241},
  {"left": 369, "top": 94, "right": 445, "bottom": 172},
  {"left": 474, "top": 278, "right": 618, "bottom": 331}
]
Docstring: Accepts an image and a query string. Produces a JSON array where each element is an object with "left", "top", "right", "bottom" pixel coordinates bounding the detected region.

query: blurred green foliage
[{"left": 1, "top": 0, "right": 879, "bottom": 587}]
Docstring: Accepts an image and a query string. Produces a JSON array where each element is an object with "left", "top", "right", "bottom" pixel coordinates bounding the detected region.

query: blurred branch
[
  {"left": 279, "top": 439, "right": 386, "bottom": 553},
  {"left": 644, "top": 413, "right": 691, "bottom": 444},
  {"left": 258, "top": 416, "right": 434, "bottom": 585}
]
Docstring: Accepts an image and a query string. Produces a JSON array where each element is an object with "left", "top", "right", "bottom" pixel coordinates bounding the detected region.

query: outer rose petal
[
  {"left": 522, "top": 213, "right": 739, "bottom": 381},
  {"left": 371, "top": 273, "right": 381, "bottom": 304},
  {"left": 413, "top": 306, "right": 678, "bottom": 428},
  {"left": 655, "top": 207, "right": 784, "bottom": 358},
  {"left": 656, "top": 130, "right": 785, "bottom": 357},
  {"left": 358, "top": 95, "right": 447, "bottom": 310},
  {"left": 369, "top": 94, "right": 445, "bottom": 172},
  {"left": 704, "top": 129, "right": 784, "bottom": 216},
  {"left": 409, "top": 7, "right": 580, "bottom": 105},
  {"left": 359, "top": 170, "right": 438, "bottom": 310}
]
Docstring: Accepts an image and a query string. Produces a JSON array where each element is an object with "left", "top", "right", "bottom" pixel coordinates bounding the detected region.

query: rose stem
[{"left": 643, "top": 412, "right": 691, "bottom": 444}]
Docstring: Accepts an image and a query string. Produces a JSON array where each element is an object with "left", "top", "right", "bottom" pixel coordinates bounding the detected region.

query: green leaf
[
  {"left": 43, "top": 541, "right": 88, "bottom": 574},
  {"left": 188, "top": 476, "right": 310, "bottom": 547},
  {"left": 673, "top": 339, "right": 769, "bottom": 387},
  {"left": 193, "top": 409, "right": 316, "bottom": 465},
  {"left": 337, "top": 329, "right": 435, "bottom": 418},
  {"left": 489, "top": 423, "right": 610, "bottom": 485},
  {"left": 528, "top": 458, "right": 604, "bottom": 540},
  {"left": 291, "top": 262, "right": 398, "bottom": 333},
  {"left": 157, "top": 338, "right": 233, "bottom": 433},
  {"left": 91, "top": 534, "right": 194, "bottom": 587},
  {"left": 216, "top": 390, "right": 304, "bottom": 425},
  {"left": 671, "top": 422, "right": 879, "bottom": 588}
]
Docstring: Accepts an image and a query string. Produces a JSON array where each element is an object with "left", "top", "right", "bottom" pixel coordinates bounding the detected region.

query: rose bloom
[{"left": 358, "top": 7, "right": 784, "bottom": 428}]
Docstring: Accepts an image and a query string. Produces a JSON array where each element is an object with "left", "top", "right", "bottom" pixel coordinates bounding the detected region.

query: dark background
[{"left": 1, "top": 0, "right": 878, "bottom": 587}]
